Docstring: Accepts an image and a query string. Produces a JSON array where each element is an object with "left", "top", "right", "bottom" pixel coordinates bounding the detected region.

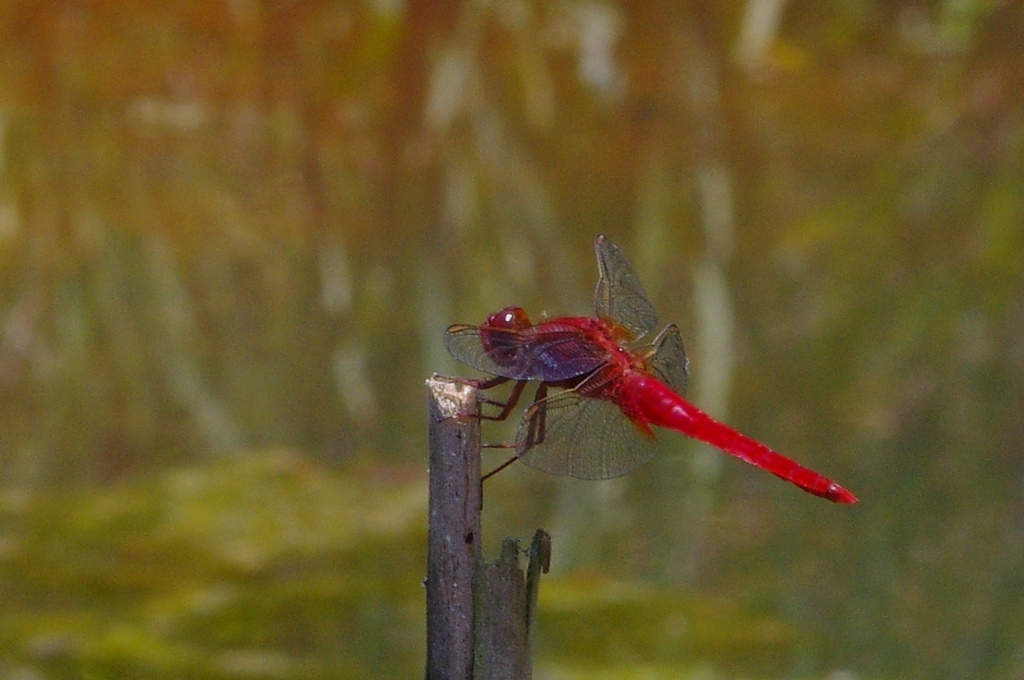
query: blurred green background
[{"left": 0, "top": 1, "right": 1022, "bottom": 678}]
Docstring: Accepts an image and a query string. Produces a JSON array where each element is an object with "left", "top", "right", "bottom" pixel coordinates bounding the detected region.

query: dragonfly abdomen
[{"left": 622, "top": 371, "right": 857, "bottom": 503}]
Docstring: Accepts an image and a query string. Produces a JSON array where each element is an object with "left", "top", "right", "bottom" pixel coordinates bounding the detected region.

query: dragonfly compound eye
[{"left": 488, "top": 306, "right": 531, "bottom": 330}]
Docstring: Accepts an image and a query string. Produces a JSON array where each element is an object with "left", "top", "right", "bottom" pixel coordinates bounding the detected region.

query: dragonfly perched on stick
[{"left": 445, "top": 235, "right": 857, "bottom": 504}]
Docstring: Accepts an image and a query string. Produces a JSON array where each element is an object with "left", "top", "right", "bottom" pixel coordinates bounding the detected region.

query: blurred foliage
[
  {"left": 538, "top": 576, "right": 802, "bottom": 673},
  {"left": 0, "top": 450, "right": 428, "bottom": 678},
  {"left": 0, "top": 0, "right": 1022, "bottom": 678}
]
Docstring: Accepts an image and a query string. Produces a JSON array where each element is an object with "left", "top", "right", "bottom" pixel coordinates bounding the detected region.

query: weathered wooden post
[{"left": 425, "top": 375, "right": 550, "bottom": 680}]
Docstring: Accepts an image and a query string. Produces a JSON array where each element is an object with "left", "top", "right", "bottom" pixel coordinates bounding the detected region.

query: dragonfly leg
[
  {"left": 481, "top": 444, "right": 518, "bottom": 481},
  {"left": 448, "top": 374, "right": 509, "bottom": 392},
  {"left": 477, "top": 379, "right": 528, "bottom": 422},
  {"left": 522, "top": 383, "right": 550, "bottom": 449},
  {"left": 447, "top": 375, "right": 525, "bottom": 420},
  {"left": 482, "top": 382, "right": 547, "bottom": 481}
]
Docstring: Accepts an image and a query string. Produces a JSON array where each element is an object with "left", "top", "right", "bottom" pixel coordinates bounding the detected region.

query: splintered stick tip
[{"left": 426, "top": 374, "right": 478, "bottom": 420}]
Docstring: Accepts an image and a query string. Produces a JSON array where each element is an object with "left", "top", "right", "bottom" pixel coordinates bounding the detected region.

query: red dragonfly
[{"left": 445, "top": 235, "right": 857, "bottom": 504}]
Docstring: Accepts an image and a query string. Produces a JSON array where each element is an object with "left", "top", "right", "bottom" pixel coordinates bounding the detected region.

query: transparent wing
[
  {"left": 516, "top": 389, "right": 659, "bottom": 479},
  {"left": 593, "top": 234, "right": 660, "bottom": 340},
  {"left": 645, "top": 323, "right": 689, "bottom": 394},
  {"left": 445, "top": 323, "right": 609, "bottom": 382}
]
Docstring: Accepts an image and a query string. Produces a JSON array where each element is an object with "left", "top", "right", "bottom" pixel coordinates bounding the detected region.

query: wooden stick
[
  {"left": 474, "top": 529, "right": 552, "bottom": 680},
  {"left": 524, "top": 528, "right": 551, "bottom": 662},
  {"left": 425, "top": 375, "right": 482, "bottom": 680},
  {"left": 476, "top": 539, "right": 528, "bottom": 680}
]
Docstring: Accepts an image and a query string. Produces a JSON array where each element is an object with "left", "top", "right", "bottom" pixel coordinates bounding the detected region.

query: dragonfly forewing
[
  {"left": 445, "top": 324, "right": 609, "bottom": 382},
  {"left": 593, "top": 235, "right": 660, "bottom": 340}
]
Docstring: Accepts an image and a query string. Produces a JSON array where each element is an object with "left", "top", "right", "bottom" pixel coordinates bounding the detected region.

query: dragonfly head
[{"left": 486, "top": 306, "right": 532, "bottom": 330}]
